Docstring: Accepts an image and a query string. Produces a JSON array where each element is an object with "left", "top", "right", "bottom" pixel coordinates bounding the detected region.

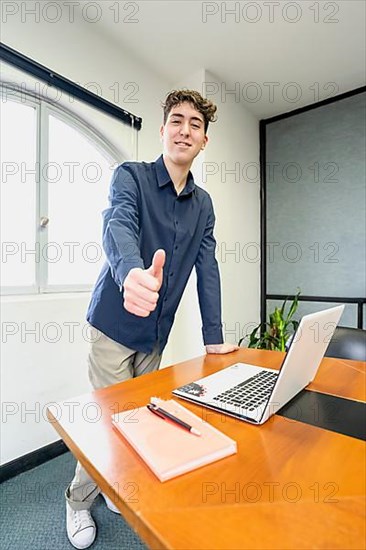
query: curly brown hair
[{"left": 162, "top": 89, "right": 217, "bottom": 133}]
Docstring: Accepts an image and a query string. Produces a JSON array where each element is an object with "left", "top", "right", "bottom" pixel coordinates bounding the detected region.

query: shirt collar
[{"left": 155, "top": 155, "right": 196, "bottom": 196}]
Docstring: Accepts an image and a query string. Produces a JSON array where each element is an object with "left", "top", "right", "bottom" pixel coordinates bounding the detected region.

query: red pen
[{"left": 147, "top": 403, "right": 201, "bottom": 436}]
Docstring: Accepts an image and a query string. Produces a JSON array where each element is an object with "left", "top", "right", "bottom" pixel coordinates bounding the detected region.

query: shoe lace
[{"left": 73, "top": 509, "right": 93, "bottom": 533}]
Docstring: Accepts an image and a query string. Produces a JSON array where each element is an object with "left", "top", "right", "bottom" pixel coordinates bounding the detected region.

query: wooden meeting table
[{"left": 47, "top": 348, "right": 366, "bottom": 550}]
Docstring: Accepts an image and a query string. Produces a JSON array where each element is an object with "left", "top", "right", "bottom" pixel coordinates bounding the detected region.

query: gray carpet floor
[{"left": 0, "top": 452, "right": 148, "bottom": 550}]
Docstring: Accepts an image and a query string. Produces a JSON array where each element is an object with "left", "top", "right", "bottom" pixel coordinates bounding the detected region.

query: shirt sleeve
[
  {"left": 195, "top": 196, "right": 224, "bottom": 345},
  {"left": 102, "top": 164, "right": 144, "bottom": 287}
]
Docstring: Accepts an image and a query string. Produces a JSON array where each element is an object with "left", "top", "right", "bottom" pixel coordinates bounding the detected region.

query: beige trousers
[{"left": 65, "top": 328, "right": 161, "bottom": 510}]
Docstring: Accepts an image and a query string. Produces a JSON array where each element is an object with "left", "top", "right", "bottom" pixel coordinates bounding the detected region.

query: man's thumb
[{"left": 151, "top": 249, "right": 166, "bottom": 277}]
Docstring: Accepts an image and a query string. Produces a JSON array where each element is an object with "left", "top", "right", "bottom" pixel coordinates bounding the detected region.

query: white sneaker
[
  {"left": 66, "top": 502, "right": 96, "bottom": 549},
  {"left": 101, "top": 492, "right": 120, "bottom": 514}
]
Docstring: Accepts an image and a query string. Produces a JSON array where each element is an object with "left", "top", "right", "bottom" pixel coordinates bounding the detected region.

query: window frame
[{"left": 1, "top": 84, "right": 121, "bottom": 296}]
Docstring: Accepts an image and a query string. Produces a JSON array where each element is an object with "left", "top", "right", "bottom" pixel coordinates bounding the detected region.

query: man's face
[{"left": 160, "top": 102, "right": 208, "bottom": 167}]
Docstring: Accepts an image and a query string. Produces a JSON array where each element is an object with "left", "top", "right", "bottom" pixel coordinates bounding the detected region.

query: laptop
[{"left": 173, "top": 305, "right": 345, "bottom": 425}]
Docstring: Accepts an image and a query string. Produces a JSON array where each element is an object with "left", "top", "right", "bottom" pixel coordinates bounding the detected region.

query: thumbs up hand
[{"left": 123, "top": 249, "right": 166, "bottom": 317}]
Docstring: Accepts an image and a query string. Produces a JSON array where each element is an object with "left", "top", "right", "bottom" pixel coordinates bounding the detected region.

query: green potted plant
[{"left": 239, "top": 291, "right": 301, "bottom": 351}]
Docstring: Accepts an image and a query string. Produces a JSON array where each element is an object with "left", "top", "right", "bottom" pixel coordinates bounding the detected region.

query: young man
[{"left": 65, "top": 89, "right": 238, "bottom": 549}]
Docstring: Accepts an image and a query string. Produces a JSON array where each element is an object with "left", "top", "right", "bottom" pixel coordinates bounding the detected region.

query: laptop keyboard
[{"left": 212, "top": 370, "right": 278, "bottom": 411}]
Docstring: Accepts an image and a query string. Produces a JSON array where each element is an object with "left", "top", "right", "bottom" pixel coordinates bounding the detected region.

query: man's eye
[
  {"left": 192, "top": 124, "right": 200, "bottom": 129},
  {"left": 171, "top": 120, "right": 180, "bottom": 124}
]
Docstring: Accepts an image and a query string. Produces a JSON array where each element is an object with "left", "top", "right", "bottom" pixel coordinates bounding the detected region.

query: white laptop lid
[{"left": 260, "top": 304, "right": 345, "bottom": 423}]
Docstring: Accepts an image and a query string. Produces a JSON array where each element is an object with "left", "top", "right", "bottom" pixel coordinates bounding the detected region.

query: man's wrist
[{"left": 119, "top": 266, "right": 143, "bottom": 293}]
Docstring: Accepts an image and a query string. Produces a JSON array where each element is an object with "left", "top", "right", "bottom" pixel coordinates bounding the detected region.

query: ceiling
[{"left": 77, "top": 0, "right": 365, "bottom": 118}]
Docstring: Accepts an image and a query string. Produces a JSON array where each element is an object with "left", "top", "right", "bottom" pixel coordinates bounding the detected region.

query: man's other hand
[
  {"left": 205, "top": 343, "right": 239, "bottom": 354},
  {"left": 123, "top": 249, "right": 166, "bottom": 317}
]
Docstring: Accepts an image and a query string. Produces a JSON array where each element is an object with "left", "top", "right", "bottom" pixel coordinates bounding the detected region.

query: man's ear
[
  {"left": 201, "top": 135, "right": 209, "bottom": 150},
  {"left": 159, "top": 124, "right": 164, "bottom": 141}
]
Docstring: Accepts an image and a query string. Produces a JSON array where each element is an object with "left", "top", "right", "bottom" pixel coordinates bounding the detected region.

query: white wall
[
  {"left": 1, "top": 294, "right": 91, "bottom": 463},
  {"left": 204, "top": 71, "right": 261, "bottom": 347},
  {"left": 1, "top": 20, "right": 260, "bottom": 463}
]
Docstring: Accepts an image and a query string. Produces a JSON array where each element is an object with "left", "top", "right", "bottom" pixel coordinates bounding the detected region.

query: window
[
  {"left": 1, "top": 86, "right": 120, "bottom": 294},
  {"left": 1, "top": 96, "right": 37, "bottom": 291}
]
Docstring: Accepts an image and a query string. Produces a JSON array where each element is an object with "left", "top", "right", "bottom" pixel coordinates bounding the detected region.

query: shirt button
[
  {"left": 164, "top": 297, "right": 168, "bottom": 302},
  {"left": 174, "top": 245, "right": 178, "bottom": 250},
  {"left": 169, "top": 272, "right": 174, "bottom": 277}
]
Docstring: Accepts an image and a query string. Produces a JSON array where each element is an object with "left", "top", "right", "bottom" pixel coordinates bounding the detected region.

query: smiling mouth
[{"left": 175, "top": 142, "right": 191, "bottom": 147}]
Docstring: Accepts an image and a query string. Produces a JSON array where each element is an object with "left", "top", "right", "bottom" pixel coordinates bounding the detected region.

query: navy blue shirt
[{"left": 87, "top": 155, "right": 223, "bottom": 354}]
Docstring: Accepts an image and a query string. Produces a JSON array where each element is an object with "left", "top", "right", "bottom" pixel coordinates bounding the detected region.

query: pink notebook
[{"left": 112, "top": 398, "right": 237, "bottom": 482}]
